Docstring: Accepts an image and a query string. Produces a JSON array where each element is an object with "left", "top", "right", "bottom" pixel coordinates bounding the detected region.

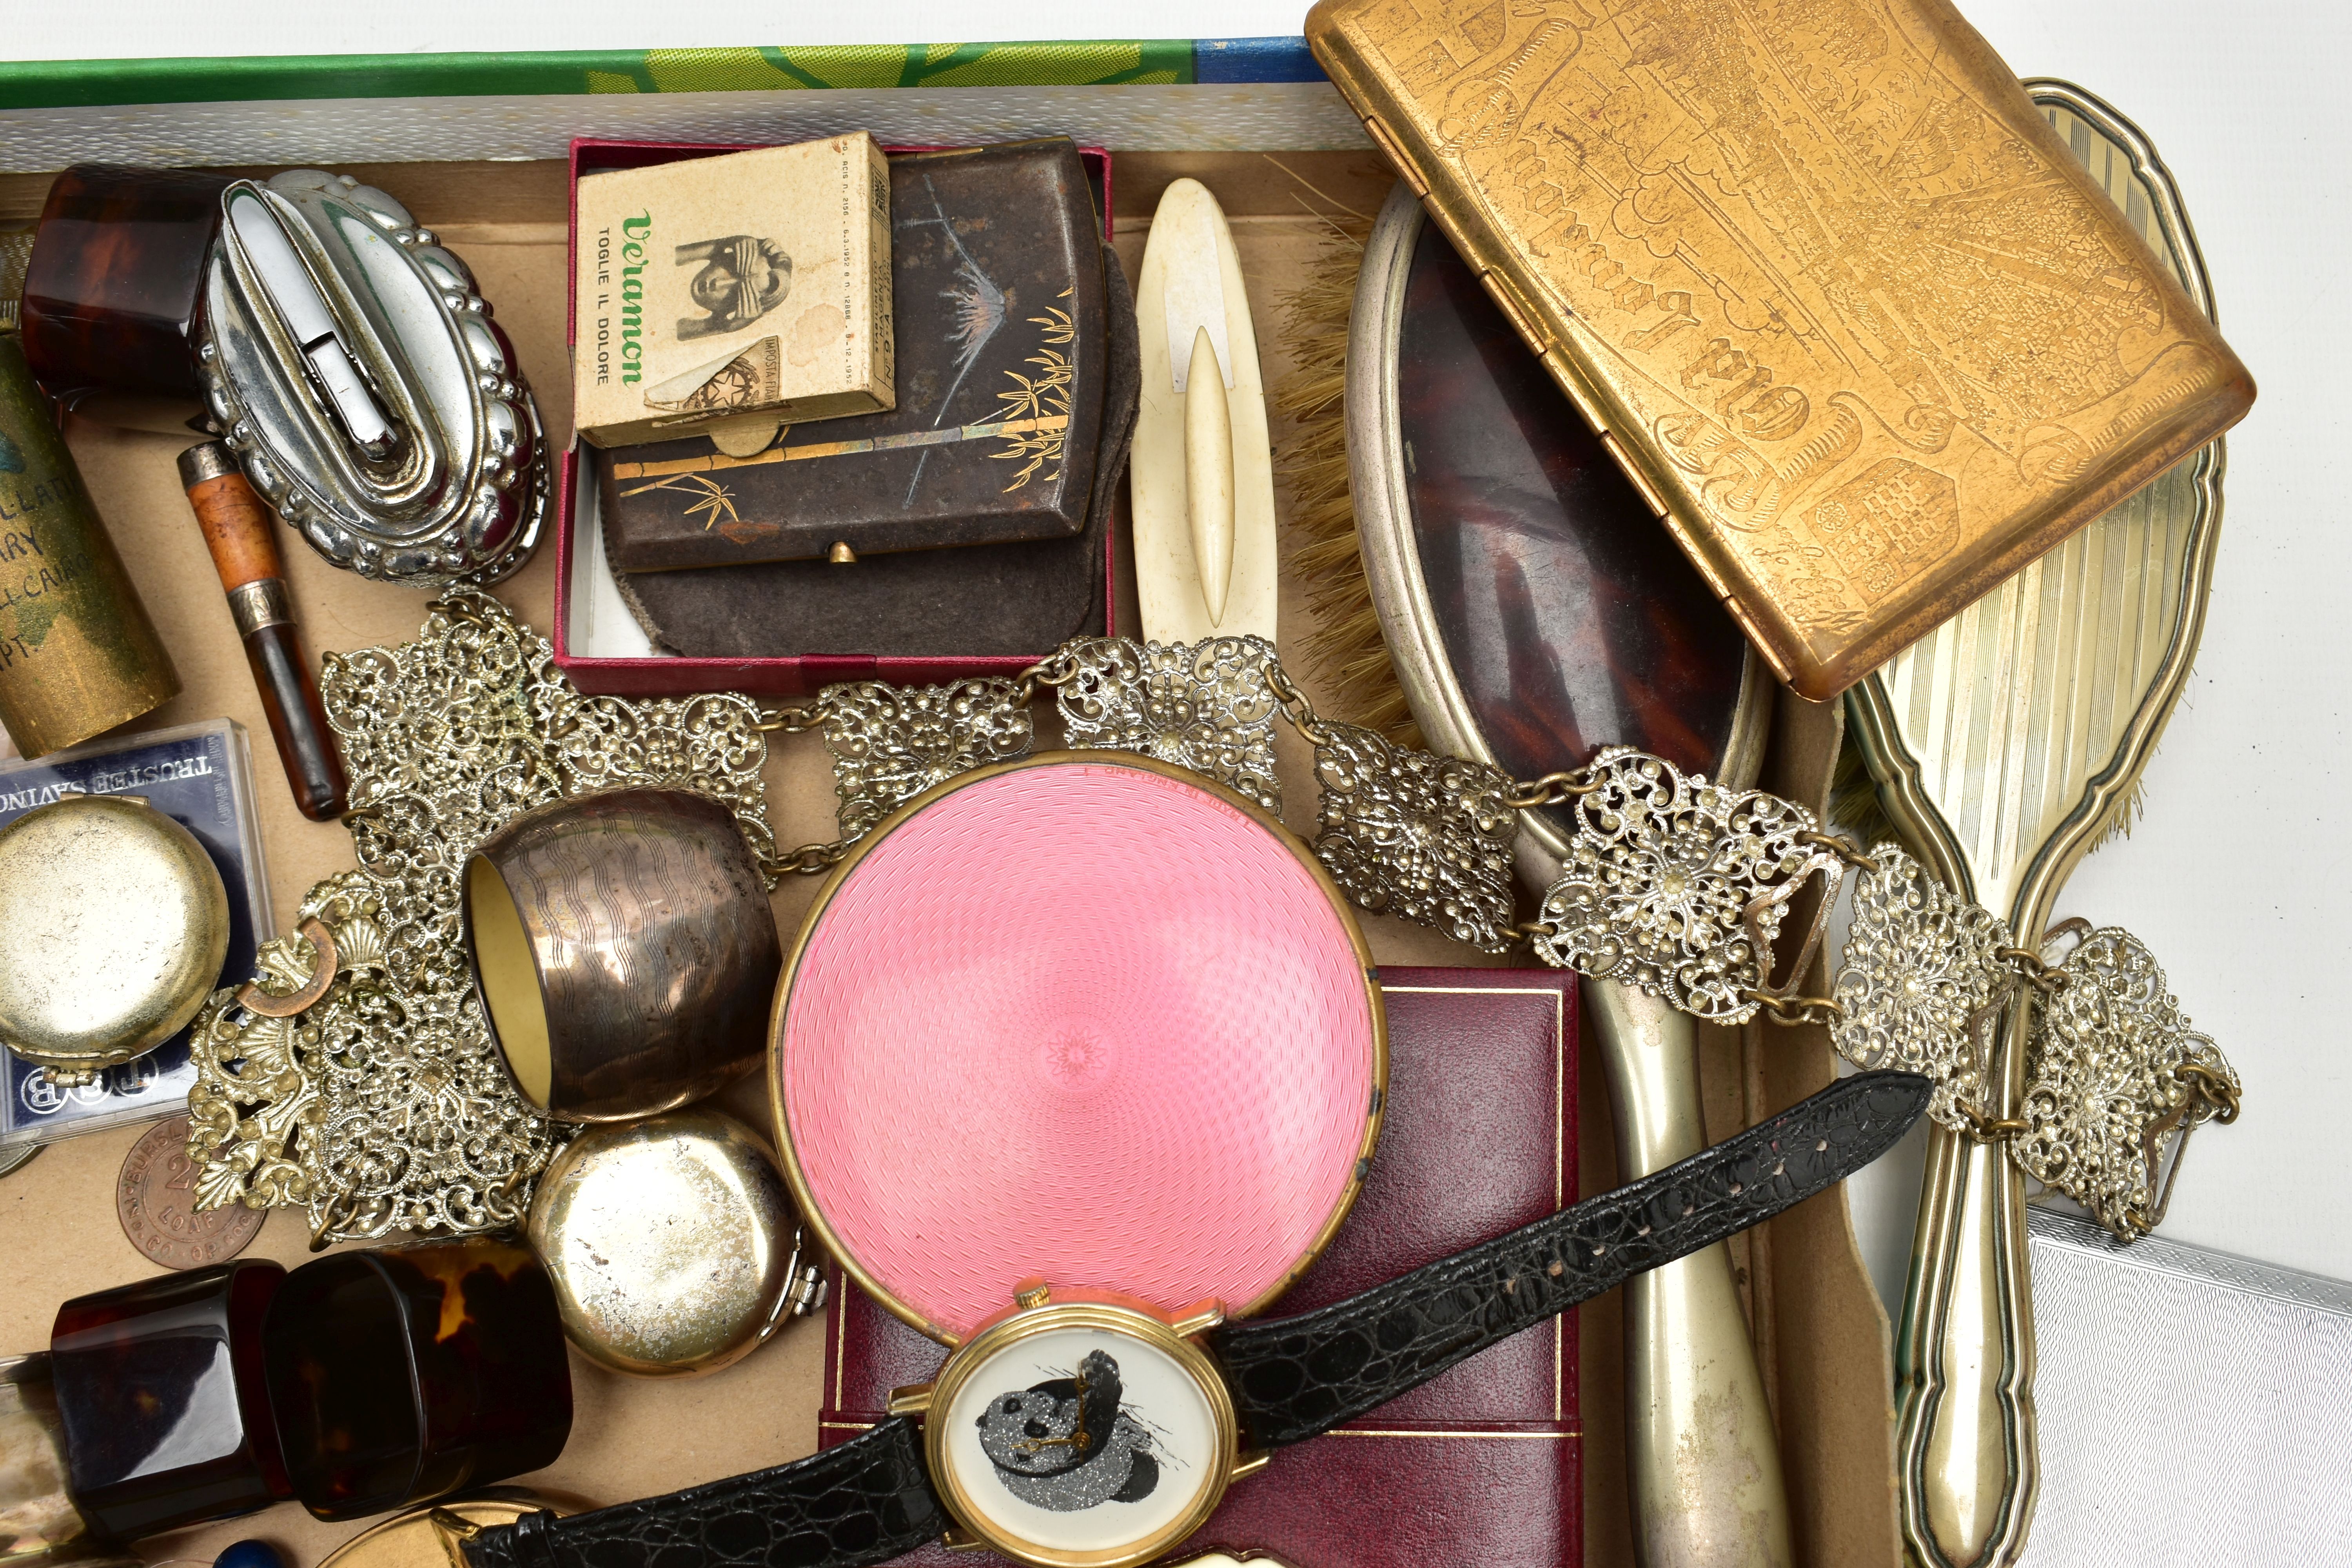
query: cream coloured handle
[
  {"left": 1181, "top": 325, "right": 1235, "bottom": 627},
  {"left": 1585, "top": 977, "right": 1793, "bottom": 1568}
]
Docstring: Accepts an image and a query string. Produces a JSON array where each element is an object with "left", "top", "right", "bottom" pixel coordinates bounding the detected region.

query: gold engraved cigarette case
[{"left": 1305, "top": 0, "right": 2256, "bottom": 699}]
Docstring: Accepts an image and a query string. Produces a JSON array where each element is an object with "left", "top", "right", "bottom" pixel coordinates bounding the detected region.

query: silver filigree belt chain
[{"left": 189, "top": 595, "right": 2235, "bottom": 1245}]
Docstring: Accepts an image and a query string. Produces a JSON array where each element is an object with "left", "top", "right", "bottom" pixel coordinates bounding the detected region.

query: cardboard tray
[{"left": 0, "top": 43, "right": 1905, "bottom": 1568}]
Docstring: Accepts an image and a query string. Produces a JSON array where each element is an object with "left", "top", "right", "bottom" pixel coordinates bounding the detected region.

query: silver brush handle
[
  {"left": 1896, "top": 993, "right": 2038, "bottom": 1567},
  {"left": 1586, "top": 978, "right": 1793, "bottom": 1568}
]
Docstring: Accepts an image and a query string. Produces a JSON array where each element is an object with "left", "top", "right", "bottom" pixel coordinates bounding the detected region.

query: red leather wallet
[{"left": 817, "top": 967, "right": 1581, "bottom": 1567}]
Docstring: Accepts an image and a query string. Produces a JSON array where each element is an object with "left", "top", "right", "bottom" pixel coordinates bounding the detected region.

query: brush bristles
[
  {"left": 1826, "top": 740, "right": 1897, "bottom": 851},
  {"left": 1273, "top": 225, "right": 1425, "bottom": 748}
]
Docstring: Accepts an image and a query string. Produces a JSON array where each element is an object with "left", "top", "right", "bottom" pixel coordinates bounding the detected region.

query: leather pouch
[
  {"left": 603, "top": 140, "right": 1108, "bottom": 572},
  {"left": 817, "top": 968, "right": 1582, "bottom": 1568}
]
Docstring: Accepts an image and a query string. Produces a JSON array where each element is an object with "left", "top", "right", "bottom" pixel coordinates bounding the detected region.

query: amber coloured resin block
[
  {"left": 263, "top": 1239, "right": 571, "bottom": 1521},
  {"left": 48, "top": 1259, "right": 289, "bottom": 1541},
  {"left": 21, "top": 163, "right": 230, "bottom": 403}
]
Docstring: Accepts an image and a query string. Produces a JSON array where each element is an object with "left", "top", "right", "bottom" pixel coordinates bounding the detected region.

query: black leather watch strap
[
  {"left": 1208, "top": 1070, "right": 1930, "bottom": 1447},
  {"left": 459, "top": 1416, "right": 947, "bottom": 1568}
]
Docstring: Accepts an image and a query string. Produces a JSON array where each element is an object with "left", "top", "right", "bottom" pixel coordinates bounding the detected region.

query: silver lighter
[{"left": 198, "top": 170, "right": 547, "bottom": 586}]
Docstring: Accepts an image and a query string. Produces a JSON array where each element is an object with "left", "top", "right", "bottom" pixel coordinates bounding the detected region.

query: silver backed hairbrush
[{"left": 1840, "top": 82, "right": 2243, "bottom": 1568}]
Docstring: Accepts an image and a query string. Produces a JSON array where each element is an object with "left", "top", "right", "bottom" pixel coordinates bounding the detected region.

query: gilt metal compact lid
[
  {"left": 771, "top": 752, "right": 1386, "bottom": 1346},
  {"left": 0, "top": 795, "right": 229, "bottom": 1085}
]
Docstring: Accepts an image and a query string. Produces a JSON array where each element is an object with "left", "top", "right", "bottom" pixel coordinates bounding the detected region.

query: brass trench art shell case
[
  {"left": 1306, "top": 0, "right": 2255, "bottom": 699},
  {"left": 0, "top": 336, "right": 179, "bottom": 758},
  {"left": 0, "top": 795, "right": 229, "bottom": 1085},
  {"left": 526, "top": 1107, "right": 814, "bottom": 1377}
]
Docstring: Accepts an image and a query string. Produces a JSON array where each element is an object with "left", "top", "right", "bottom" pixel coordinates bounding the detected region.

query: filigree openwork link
[
  {"left": 187, "top": 876, "right": 390, "bottom": 1216},
  {"left": 1054, "top": 636, "right": 1281, "bottom": 810},
  {"left": 1831, "top": 845, "right": 2016, "bottom": 1131},
  {"left": 2011, "top": 928, "right": 2240, "bottom": 1240},
  {"left": 187, "top": 592, "right": 775, "bottom": 1245},
  {"left": 821, "top": 677, "right": 1035, "bottom": 838},
  {"left": 1309, "top": 720, "right": 1520, "bottom": 952},
  {"left": 1530, "top": 748, "right": 1843, "bottom": 1022},
  {"left": 1823, "top": 849, "right": 2245, "bottom": 1240}
]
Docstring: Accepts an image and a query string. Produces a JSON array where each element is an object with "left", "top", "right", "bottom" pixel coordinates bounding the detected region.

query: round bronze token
[{"left": 116, "top": 1116, "right": 263, "bottom": 1267}]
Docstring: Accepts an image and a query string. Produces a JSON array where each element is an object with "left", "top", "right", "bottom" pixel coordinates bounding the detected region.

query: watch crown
[{"left": 1013, "top": 1278, "right": 1053, "bottom": 1310}]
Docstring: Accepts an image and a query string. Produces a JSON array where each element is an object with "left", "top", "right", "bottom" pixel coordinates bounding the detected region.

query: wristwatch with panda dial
[{"left": 456, "top": 1069, "right": 1927, "bottom": 1568}]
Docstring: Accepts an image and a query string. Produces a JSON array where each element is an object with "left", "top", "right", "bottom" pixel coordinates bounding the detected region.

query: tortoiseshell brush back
[{"left": 1290, "top": 183, "right": 1786, "bottom": 1567}]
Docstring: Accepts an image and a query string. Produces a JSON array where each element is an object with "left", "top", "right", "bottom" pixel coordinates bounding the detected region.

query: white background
[{"left": 14, "top": 2, "right": 2348, "bottom": 1290}]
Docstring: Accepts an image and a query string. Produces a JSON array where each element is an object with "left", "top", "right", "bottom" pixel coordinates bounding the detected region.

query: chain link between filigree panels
[
  {"left": 2011, "top": 927, "right": 2241, "bottom": 1240},
  {"left": 1832, "top": 845, "right": 2016, "bottom": 1132},
  {"left": 1054, "top": 635, "right": 1283, "bottom": 810},
  {"left": 823, "top": 677, "right": 1036, "bottom": 839},
  {"left": 1820, "top": 844, "right": 2243, "bottom": 1243},
  {"left": 1528, "top": 748, "right": 1848, "bottom": 1023}
]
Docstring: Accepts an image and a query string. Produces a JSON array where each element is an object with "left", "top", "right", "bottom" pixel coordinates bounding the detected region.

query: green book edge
[{"left": 0, "top": 40, "right": 1200, "bottom": 112}]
